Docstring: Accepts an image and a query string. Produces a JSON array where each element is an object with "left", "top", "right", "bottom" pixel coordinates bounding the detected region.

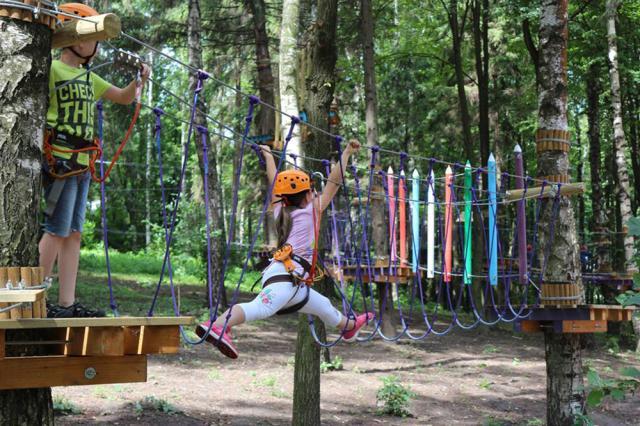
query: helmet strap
[{"left": 68, "top": 42, "right": 99, "bottom": 65}]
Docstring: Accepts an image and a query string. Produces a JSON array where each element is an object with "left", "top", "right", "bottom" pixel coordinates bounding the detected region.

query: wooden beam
[
  {"left": 0, "top": 316, "right": 195, "bottom": 330},
  {"left": 0, "top": 355, "right": 146, "bottom": 390},
  {"left": 52, "top": 13, "right": 122, "bottom": 49},
  {"left": 0, "top": 289, "right": 46, "bottom": 303},
  {"left": 519, "top": 320, "right": 542, "bottom": 333},
  {"left": 504, "top": 182, "right": 584, "bottom": 202},
  {"left": 68, "top": 327, "right": 124, "bottom": 356},
  {"left": 562, "top": 320, "right": 607, "bottom": 333},
  {"left": 124, "top": 325, "right": 181, "bottom": 355}
]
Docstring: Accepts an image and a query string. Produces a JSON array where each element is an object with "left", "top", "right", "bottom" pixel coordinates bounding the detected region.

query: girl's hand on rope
[
  {"left": 140, "top": 63, "right": 151, "bottom": 84},
  {"left": 259, "top": 144, "right": 272, "bottom": 154},
  {"left": 345, "top": 139, "right": 361, "bottom": 156}
]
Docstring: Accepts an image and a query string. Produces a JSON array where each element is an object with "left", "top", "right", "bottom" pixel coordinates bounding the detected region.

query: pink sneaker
[
  {"left": 195, "top": 321, "right": 239, "bottom": 359},
  {"left": 342, "top": 312, "right": 374, "bottom": 342}
]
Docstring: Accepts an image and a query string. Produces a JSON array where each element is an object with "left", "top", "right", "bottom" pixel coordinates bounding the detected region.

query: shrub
[{"left": 375, "top": 375, "right": 415, "bottom": 417}]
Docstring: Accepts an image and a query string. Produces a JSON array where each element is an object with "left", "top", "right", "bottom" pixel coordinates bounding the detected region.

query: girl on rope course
[
  {"left": 196, "top": 140, "right": 374, "bottom": 359},
  {"left": 40, "top": 2, "right": 150, "bottom": 318}
]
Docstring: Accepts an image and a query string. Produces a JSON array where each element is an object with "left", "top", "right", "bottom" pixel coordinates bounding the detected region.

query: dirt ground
[{"left": 53, "top": 312, "right": 640, "bottom": 426}]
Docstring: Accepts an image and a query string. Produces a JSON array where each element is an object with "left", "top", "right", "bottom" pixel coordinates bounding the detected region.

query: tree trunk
[
  {"left": 536, "top": 1, "right": 586, "bottom": 424},
  {"left": 292, "top": 1, "right": 339, "bottom": 424},
  {"left": 145, "top": 52, "right": 155, "bottom": 249},
  {"left": 627, "top": 93, "right": 640, "bottom": 213},
  {"left": 472, "top": 0, "right": 490, "bottom": 169},
  {"left": 247, "top": 0, "right": 278, "bottom": 247},
  {"left": 187, "top": 0, "right": 228, "bottom": 308},
  {"left": 448, "top": 0, "right": 474, "bottom": 161},
  {"left": 0, "top": 17, "right": 54, "bottom": 424},
  {"left": 361, "top": 0, "right": 396, "bottom": 337},
  {"left": 279, "top": 0, "right": 303, "bottom": 158},
  {"left": 606, "top": 0, "right": 636, "bottom": 272}
]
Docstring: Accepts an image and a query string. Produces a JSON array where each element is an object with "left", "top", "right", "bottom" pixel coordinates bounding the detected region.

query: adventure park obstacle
[{"left": 0, "top": 0, "right": 636, "bottom": 391}]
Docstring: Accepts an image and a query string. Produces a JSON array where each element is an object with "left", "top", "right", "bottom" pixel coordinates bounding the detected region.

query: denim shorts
[{"left": 43, "top": 172, "right": 91, "bottom": 237}]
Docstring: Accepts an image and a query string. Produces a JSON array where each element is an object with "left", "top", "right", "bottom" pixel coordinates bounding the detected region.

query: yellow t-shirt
[{"left": 47, "top": 60, "right": 112, "bottom": 141}]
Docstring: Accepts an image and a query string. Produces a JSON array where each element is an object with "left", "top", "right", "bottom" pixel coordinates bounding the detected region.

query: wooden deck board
[{"left": 0, "top": 316, "right": 195, "bottom": 330}]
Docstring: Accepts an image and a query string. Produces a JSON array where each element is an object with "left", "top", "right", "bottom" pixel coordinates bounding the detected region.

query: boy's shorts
[{"left": 43, "top": 172, "right": 91, "bottom": 238}]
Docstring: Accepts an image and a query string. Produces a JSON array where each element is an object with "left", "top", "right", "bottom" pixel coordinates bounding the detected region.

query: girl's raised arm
[
  {"left": 319, "top": 139, "right": 360, "bottom": 212},
  {"left": 259, "top": 145, "right": 279, "bottom": 205}
]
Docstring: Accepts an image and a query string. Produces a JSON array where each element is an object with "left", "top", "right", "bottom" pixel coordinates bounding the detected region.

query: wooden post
[
  {"left": 6, "top": 268, "right": 21, "bottom": 320},
  {"left": 0, "top": 268, "right": 7, "bottom": 320},
  {"left": 51, "top": 13, "right": 121, "bottom": 49},
  {"left": 20, "top": 268, "right": 33, "bottom": 318}
]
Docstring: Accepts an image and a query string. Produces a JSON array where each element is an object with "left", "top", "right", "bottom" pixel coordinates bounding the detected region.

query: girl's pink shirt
[{"left": 273, "top": 199, "right": 317, "bottom": 275}]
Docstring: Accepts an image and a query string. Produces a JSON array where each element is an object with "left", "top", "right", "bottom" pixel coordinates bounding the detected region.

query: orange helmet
[
  {"left": 274, "top": 169, "right": 311, "bottom": 196},
  {"left": 58, "top": 3, "right": 99, "bottom": 22}
]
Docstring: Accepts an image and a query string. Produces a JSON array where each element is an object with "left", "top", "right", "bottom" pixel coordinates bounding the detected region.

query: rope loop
[
  {"left": 321, "top": 159, "right": 331, "bottom": 168},
  {"left": 249, "top": 94, "right": 260, "bottom": 105},
  {"left": 96, "top": 100, "right": 104, "bottom": 111},
  {"left": 197, "top": 69, "right": 210, "bottom": 81}
]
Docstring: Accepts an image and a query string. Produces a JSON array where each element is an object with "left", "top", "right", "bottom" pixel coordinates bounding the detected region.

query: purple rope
[
  {"left": 216, "top": 116, "right": 300, "bottom": 336},
  {"left": 148, "top": 70, "right": 208, "bottom": 317},
  {"left": 198, "top": 126, "right": 215, "bottom": 315},
  {"left": 97, "top": 100, "right": 118, "bottom": 315},
  {"left": 152, "top": 108, "right": 181, "bottom": 318},
  {"left": 208, "top": 96, "right": 259, "bottom": 324}
]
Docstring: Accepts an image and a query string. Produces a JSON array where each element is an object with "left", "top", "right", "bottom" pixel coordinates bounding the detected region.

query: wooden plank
[
  {"left": 124, "top": 325, "right": 180, "bottom": 355},
  {"left": 0, "top": 316, "right": 195, "bottom": 330},
  {"left": 0, "top": 268, "right": 8, "bottom": 320},
  {"left": 0, "top": 289, "right": 46, "bottom": 303},
  {"left": 0, "top": 355, "right": 146, "bottom": 390},
  {"left": 68, "top": 327, "right": 124, "bottom": 356},
  {"left": 7, "top": 267, "right": 22, "bottom": 318},
  {"left": 141, "top": 326, "right": 180, "bottom": 354},
  {"left": 519, "top": 320, "right": 542, "bottom": 333},
  {"left": 590, "top": 308, "right": 608, "bottom": 321},
  {"left": 562, "top": 320, "right": 607, "bottom": 334},
  {"left": 20, "top": 268, "right": 33, "bottom": 318},
  {"left": 52, "top": 13, "right": 122, "bottom": 49},
  {"left": 504, "top": 182, "right": 584, "bottom": 202}
]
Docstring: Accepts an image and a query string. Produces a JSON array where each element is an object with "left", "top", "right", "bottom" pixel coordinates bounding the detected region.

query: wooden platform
[
  {"left": 339, "top": 264, "right": 414, "bottom": 284},
  {"left": 515, "top": 305, "right": 635, "bottom": 334},
  {"left": 0, "top": 316, "right": 195, "bottom": 390}
]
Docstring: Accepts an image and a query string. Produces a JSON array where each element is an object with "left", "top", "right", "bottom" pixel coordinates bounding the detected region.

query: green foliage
[
  {"left": 478, "top": 378, "right": 493, "bottom": 390},
  {"left": 585, "top": 367, "right": 640, "bottom": 409},
  {"left": 134, "top": 396, "right": 182, "bottom": 415},
  {"left": 375, "top": 375, "right": 415, "bottom": 418},
  {"left": 53, "top": 396, "right": 82, "bottom": 415},
  {"left": 320, "top": 355, "right": 344, "bottom": 373},
  {"left": 627, "top": 217, "right": 640, "bottom": 237},
  {"left": 482, "top": 344, "right": 498, "bottom": 354}
]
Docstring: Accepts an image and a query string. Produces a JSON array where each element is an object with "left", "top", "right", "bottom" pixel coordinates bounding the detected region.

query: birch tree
[{"left": 0, "top": 16, "right": 54, "bottom": 424}]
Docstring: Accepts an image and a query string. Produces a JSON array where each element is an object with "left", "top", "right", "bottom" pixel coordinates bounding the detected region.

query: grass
[
  {"left": 53, "top": 396, "right": 82, "bottom": 415},
  {"left": 47, "top": 248, "right": 261, "bottom": 318}
]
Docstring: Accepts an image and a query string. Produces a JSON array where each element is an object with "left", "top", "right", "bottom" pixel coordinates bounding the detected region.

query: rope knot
[
  {"left": 291, "top": 116, "right": 301, "bottom": 125},
  {"left": 249, "top": 95, "right": 260, "bottom": 105},
  {"left": 321, "top": 159, "right": 330, "bottom": 168},
  {"left": 152, "top": 107, "right": 164, "bottom": 116},
  {"left": 96, "top": 100, "right": 103, "bottom": 111},
  {"left": 371, "top": 145, "right": 380, "bottom": 153},
  {"left": 196, "top": 125, "right": 209, "bottom": 135},
  {"left": 197, "top": 70, "right": 210, "bottom": 81}
]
